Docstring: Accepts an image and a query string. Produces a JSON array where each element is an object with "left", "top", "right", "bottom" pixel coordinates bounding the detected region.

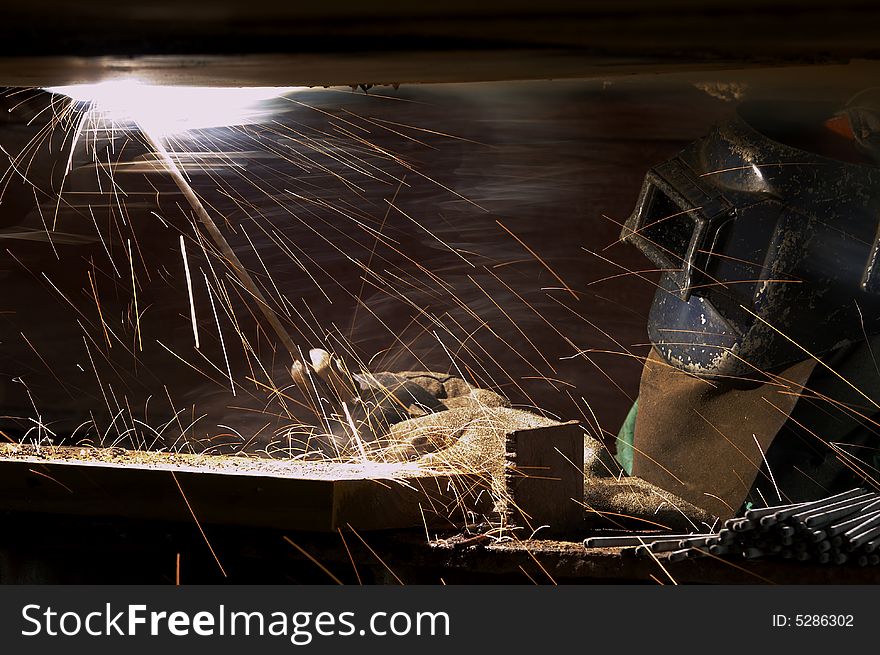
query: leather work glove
[{"left": 289, "top": 349, "right": 714, "bottom": 532}]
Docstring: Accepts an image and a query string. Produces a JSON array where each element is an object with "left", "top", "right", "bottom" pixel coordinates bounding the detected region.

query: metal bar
[
  {"left": 793, "top": 494, "right": 877, "bottom": 528},
  {"left": 583, "top": 533, "right": 711, "bottom": 548},
  {"left": 761, "top": 488, "right": 866, "bottom": 526},
  {"left": 827, "top": 504, "right": 880, "bottom": 537},
  {"left": 847, "top": 524, "right": 880, "bottom": 550}
]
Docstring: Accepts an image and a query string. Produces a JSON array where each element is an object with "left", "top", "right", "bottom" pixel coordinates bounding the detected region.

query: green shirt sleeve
[{"left": 616, "top": 397, "right": 638, "bottom": 475}]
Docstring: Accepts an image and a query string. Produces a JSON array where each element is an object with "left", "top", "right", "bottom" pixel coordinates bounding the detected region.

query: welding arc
[{"left": 141, "top": 129, "right": 301, "bottom": 369}]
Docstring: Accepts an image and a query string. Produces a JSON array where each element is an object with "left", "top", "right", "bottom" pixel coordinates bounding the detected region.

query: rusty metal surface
[
  {"left": 0, "top": 53, "right": 740, "bottom": 89},
  {"left": 2, "top": 3, "right": 880, "bottom": 87},
  {"left": 4, "top": 2, "right": 880, "bottom": 61},
  {"left": 0, "top": 444, "right": 490, "bottom": 532},
  {"left": 505, "top": 421, "right": 584, "bottom": 534}
]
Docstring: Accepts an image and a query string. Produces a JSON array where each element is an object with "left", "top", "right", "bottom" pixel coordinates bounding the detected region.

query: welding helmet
[{"left": 622, "top": 97, "right": 880, "bottom": 379}]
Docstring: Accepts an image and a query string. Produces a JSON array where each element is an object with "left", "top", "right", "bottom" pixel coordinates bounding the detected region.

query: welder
[{"left": 617, "top": 91, "right": 880, "bottom": 520}]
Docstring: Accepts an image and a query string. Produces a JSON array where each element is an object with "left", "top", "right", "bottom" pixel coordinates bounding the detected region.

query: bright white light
[{"left": 47, "top": 80, "right": 300, "bottom": 135}]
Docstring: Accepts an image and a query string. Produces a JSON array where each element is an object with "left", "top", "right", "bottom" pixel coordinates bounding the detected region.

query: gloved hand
[
  {"left": 288, "top": 348, "right": 511, "bottom": 459},
  {"left": 288, "top": 348, "right": 715, "bottom": 531}
]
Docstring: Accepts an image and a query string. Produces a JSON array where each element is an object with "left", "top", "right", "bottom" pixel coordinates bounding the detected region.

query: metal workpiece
[
  {"left": 582, "top": 534, "right": 712, "bottom": 548},
  {"left": 743, "top": 547, "right": 767, "bottom": 560},
  {"left": 768, "top": 488, "right": 867, "bottom": 523},
  {"left": 795, "top": 494, "right": 879, "bottom": 528},
  {"left": 731, "top": 519, "right": 757, "bottom": 533},
  {"left": 630, "top": 542, "right": 680, "bottom": 557},
  {"left": 848, "top": 525, "right": 880, "bottom": 550},
  {"left": 841, "top": 509, "right": 880, "bottom": 538},
  {"left": 827, "top": 506, "right": 880, "bottom": 536},
  {"left": 650, "top": 540, "right": 690, "bottom": 554},
  {"left": 759, "top": 515, "right": 780, "bottom": 529},
  {"left": 668, "top": 548, "right": 708, "bottom": 563},
  {"left": 745, "top": 502, "right": 800, "bottom": 521}
]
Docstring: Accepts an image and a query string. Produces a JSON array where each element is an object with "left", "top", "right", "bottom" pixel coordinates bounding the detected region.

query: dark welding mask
[
  {"left": 622, "top": 97, "right": 880, "bottom": 519},
  {"left": 622, "top": 99, "right": 880, "bottom": 379}
]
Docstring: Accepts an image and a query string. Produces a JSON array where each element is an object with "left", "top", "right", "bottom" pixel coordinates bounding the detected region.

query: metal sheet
[{"left": 0, "top": 444, "right": 490, "bottom": 531}]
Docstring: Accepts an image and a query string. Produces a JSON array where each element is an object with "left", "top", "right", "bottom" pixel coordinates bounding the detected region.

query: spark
[
  {"left": 754, "top": 432, "right": 782, "bottom": 503},
  {"left": 127, "top": 238, "right": 143, "bottom": 351},
  {"left": 337, "top": 528, "right": 363, "bottom": 585},
  {"left": 171, "top": 471, "right": 227, "bottom": 578},
  {"left": 180, "top": 235, "right": 200, "bottom": 349},
  {"left": 283, "top": 536, "right": 344, "bottom": 585},
  {"left": 146, "top": 128, "right": 301, "bottom": 360},
  {"left": 518, "top": 565, "right": 538, "bottom": 584},
  {"left": 345, "top": 524, "right": 404, "bottom": 585},
  {"left": 27, "top": 467, "right": 74, "bottom": 494},
  {"left": 204, "top": 272, "right": 235, "bottom": 395},
  {"left": 342, "top": 401, "right": 369, "bottom": 462},
  {"left": 496, "top": 219, "right": 578, "bottom": 299}
]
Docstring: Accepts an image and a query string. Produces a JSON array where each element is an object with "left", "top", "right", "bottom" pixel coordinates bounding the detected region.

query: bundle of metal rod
[{"left": 583, "top": 488, "right": 880, "bottom": 565}]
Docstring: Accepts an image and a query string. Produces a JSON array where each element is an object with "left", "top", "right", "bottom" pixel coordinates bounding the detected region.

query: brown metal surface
[
  {"left": 0, "top": 54, "right": 771, "bottom": 89},
  {"left": 0, "top": 444, "right": 490, "bottom": 532},
  {"left": 505, "top": 421, "right": 584, "bottom": 534},
  {"left": 2, "top": 2, "right": 880, "bottom": 87},
  {"left": 5, "top": 2, "right": 880, "bottom": 61}
]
